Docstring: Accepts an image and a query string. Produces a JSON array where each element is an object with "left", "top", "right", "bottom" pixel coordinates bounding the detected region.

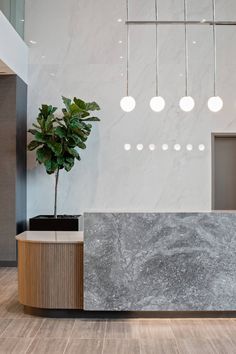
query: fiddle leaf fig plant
[{"left": 28, "top": 96, "right": 101, "bottom": 217}]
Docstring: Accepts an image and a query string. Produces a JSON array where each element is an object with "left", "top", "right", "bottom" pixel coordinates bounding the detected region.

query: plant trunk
[{"left": 54, "top": 168, "right": 60, "bottom": 218}]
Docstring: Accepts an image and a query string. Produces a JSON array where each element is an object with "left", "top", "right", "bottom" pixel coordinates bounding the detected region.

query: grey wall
[
  {"left": 0, "top": 75, "right": 27, "bottom": 265},
  {"left": 25, "top": 0, "right": 236, "bottom": 216},
  {"left": 213, "top": 136, "right": 236, "bottom": 210}
]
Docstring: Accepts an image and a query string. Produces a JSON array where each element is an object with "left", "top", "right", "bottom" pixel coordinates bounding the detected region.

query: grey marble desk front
[{"left": 84, "top": 212, "right": 236, "bottom": 311}]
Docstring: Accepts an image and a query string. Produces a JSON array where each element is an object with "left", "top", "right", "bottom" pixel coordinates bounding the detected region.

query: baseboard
[
  {"left": 23, "top": 307, "right": 236, "bottom": 319},
  {"left": 0, "top": 261, "right": 17, "bottom": 267}
]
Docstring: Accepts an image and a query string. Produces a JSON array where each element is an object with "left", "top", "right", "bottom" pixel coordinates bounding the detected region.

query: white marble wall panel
[{"left": 25, "top": 0, "right": 236, "bottom": 217}]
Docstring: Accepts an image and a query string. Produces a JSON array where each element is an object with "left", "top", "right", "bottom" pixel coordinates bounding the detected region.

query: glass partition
[{"left": 0, "top": 0, "right": 25, "bottom": 39}]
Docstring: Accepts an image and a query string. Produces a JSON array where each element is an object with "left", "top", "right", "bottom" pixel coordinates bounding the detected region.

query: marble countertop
[{"left": 16, "top": 231, "right": 84, "bottom": 243}]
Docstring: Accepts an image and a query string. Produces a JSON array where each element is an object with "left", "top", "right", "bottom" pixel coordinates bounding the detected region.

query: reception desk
[
  {"left": 84, "top": 212, "right": 236, "bottom": 311},
  {"left": 16, "top": 231, "right": 83, "bottom": 309}
]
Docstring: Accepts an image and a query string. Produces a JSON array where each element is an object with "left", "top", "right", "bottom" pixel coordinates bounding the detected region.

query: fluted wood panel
[{"left": 18, "top": 241, "right": 83, "bottom": 309}]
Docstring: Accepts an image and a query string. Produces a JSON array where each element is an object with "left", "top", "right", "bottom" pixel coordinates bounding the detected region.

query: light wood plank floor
[{"left": 1, "top": 267, "right": 236, "bottom": 353}]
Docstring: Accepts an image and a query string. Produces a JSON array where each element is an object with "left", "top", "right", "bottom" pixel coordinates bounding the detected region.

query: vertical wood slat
[{"left": 18, "top": 241, "right": 83, "bottom": 309}]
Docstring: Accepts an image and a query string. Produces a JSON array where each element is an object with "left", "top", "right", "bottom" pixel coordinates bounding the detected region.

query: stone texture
[
  {"left": 84, "top": 212, "right": 236, "bottom": 311},
  {"left": 26, "top": 0, "right": 236, "bottom": 217}
]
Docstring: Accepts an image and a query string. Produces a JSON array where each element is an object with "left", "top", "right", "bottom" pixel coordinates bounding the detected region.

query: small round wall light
[
  {"left": 174, "top": 144, "right": 181, "bottom": 151},
  {"left": 162, "top": 144, "right": 169, "bottom": 151},
  {"left": 136, "top": 144, "right": 144, "bottom": 151},
  {"left": 186, "top": 144, "right": 193, "bottom": 151},
  {"left": 124, "top": 144, "right": 131, "bottom": 151},
  {"left": 198, "top": 144, "right": 205, "bottom": 151},
  {"left": 149, "top": 144, "right": 156, "bottom": 151}
]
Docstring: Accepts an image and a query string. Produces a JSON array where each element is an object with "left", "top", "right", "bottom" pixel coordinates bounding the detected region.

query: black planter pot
[{"left": 29, "top": 215, "right": 80, "bottom": 231}]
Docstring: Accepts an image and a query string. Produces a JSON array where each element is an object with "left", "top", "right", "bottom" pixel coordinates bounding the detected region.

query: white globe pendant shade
[
  {"left": 120, "top": 96, "right": 136, "bottom": 112},
  {"left": 179, "top": 96, "right": 195, "bottom": 112},
  {"left": 207, "top": 96, "right": 223, "bottom": 112},
  {"left": 150, "top": 96, "right": 165, "bottom": 112}
]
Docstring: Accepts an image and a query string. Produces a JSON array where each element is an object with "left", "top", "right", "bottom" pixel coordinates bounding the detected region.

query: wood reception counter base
[
  {"left": 16, "top": 231, "right": 83, "bottom": 309},
  {"left": 17, "top": 213, "right": 236, "bottom": 312}
]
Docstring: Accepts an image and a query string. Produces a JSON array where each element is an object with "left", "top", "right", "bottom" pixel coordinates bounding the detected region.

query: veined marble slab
[{"left": 84, "top": 212, "right": 236, "bottom": 311}]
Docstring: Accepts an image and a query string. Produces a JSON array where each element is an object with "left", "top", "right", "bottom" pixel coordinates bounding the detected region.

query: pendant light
[
  {"left": 120, "top": 0, "right": 136, "bottom": 112},
  {"left": 179, "top": 0, "right": 195, "bottom": 112},
  {"left": 207, "top": 0, "right": 223, "bottom": 112},
  {"left": 150, "top": 0, "right": 165, "bottom": 112}
]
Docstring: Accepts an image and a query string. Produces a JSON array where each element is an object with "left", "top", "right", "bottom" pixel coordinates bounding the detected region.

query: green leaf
[
  {"left": 51, "top": 106, "right": 57, "bottom": 114},
  {"left": 77, "top": 141, "right": 86, "bottom": 149},
  {"left": 44, "top": 159, "right": 58, "bottom": 174},
  {"left": 27, "top": 140, "right": 43, "bottom": 151},
  {"left": 47, "top": 141, "right": 62, "bottom": 156},
  {"left": 36, "top": 146, "right": 52, "bottom": 163},
  {"left": 47, "top": 105, "right": 57, "bottom": 115},
  {"left": 62, "top": 96, "right": 72, "bottom": 111},
  {"left": 82, "top": 117, "right": 100, "bottom": 122},
  {"left": 57, "top": 157, "right": 64, "bottom": 165},
  {"left": 85, "top": 102, "right": 100, "bottom": 111},
  {"left": 35, "top": 132, "right": 46, "bottom": 142},
  {"left": 45, "top": 114, "right": 54, "bottom": 132},
  {"left": 54, "top": 126, "right": 67, "bottom": 138},
  {"left": 66, "top": 147, "right": 80, "bottom": 159},
  {"left": 28, "top": 129, "right": 39, "bottom": 135},
  {"left": 37, "top": 116, "right": 46, "bottom": 130},
  {"left": 74, "top": 97, "right": 86, "bottom": 110},
  {"left": 69, "top": 117, "right": 81, "bottom": 130},
  {"left": 70, "top": 103, "right": 81, "bottom": 115},
  {"left": 63, "top": 157, "right": 75, "bottom": 172},
  {"left": 81, "top": 111, "right": 90, "bottom": 118},
  {"left": 32, "top": 123, "right": 41, "bottom": 129},
  {"left": 40, "top": 104, "right": 49, "bottom": 117}
]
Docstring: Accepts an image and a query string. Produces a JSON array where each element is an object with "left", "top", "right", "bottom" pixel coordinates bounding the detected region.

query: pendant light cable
[
  {"left": 184, "top": 0, "right": 189, "bottom": 96},
  {"left": 154, "top": 0, "right": 159, "bottom": 96},
  {"left": 212, "top": 0, "right": 217, "bottom": 96},
  {"left": 126, "top": 0, "right": 129, "bottom": 96},
  {"left": 207, "top": 0, "right": 223, "bottom": 112}
]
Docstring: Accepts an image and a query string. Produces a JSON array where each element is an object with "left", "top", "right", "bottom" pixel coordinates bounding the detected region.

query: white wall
[
  {"left": 0, "top": 11, "right": 28, "bottom": 83},
  {"left": 25, "top": 0, "right": 236, "bottom": 217}
]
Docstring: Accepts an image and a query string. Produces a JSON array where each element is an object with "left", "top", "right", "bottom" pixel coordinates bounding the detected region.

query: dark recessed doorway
[{"left": 212, "top": 134, "right": 236, "bottom": 210}]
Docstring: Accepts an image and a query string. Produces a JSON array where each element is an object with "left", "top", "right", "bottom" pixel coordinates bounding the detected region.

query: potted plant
[{"left": 28, "top": 96, "right": 100, "bottom": 231}]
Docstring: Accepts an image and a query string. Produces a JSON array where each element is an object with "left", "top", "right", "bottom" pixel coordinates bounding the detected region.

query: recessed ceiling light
[
  {"left": 20, "top": 19, "right": 25, "bottom": 22},
  {"left": 117, "top": 18, "right": 123, "bottom": 23},
  {"left": 41, "top": 55, "right": 46, "bottom": 59},
  {"left": 120, "top": 56, "right": 124, "bottom": 59},
  {"left": 201, "top": 19, "right": 206, "bottom": 23},
  {"left": 192, "top": 40, "right": 197, "bottom": 45},
  {"left": 120, "top": 73, "right": 124, "bottom": 77},
  {"left": 118, "top": 40, "right": 123, "bottom": 44},
  {"left": 29, "top": 40, "right": 37, "bottom": 44}
]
